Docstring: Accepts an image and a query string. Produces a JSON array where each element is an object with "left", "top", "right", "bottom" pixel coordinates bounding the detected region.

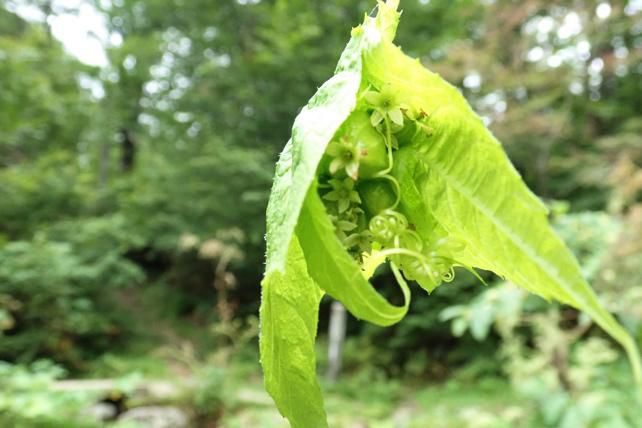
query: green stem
[
  {"left": 377, "top": 114, "right": 394, "bottom": 176},
  {"left": 621, "top": 335, "right": 642, "bottom": 401}
]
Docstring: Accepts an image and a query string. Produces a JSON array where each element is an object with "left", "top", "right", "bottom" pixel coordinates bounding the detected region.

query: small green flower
[
  {"left": 336, "top": 219, "right": 358, "bottom": 233},
  {"left": 363, "top": 85, "right": 406, "bottom": 127},
  {"left": 343, "top": 206, "right": 365, "bottom": 224},
  {"left": 326, "top": 137, "right": 364, "bottom": 179},
  {"left": 344, "top": 230, "right": 373, "bottom": 253},
  {"left": 323, "top": 178, "right": 361, "bottom": 213},
  {"left": 328, "top": 214, "right": 357, "bottom": 243}
]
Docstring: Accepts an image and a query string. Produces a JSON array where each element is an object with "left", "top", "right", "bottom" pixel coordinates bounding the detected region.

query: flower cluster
[
  {"left": 321, "top": 166, "right": 371, "bottom": 255},
  {"left": 320, "top": 82, "right": 471, "bottom": 289}
]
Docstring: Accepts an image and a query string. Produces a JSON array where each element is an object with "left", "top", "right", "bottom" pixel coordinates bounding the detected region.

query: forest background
[{"left": 1, "top": 0, "right": 642, "bottom": 426}]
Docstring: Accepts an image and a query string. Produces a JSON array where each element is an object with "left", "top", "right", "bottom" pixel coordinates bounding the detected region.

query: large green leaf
[
  {"left": 259, "top": 236, "right": 327, "bottom": 428},
  {"left": 364, "top": 28, "right": 642, "bottom": 384},
  {"left": 264, "top": 45, "right": 361, "bottom": 274}
]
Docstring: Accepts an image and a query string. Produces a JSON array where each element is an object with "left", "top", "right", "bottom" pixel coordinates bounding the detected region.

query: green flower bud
[
  {"left": 358, "top": 179, "right": 397, "bottom": 219},
  {"left": 345, "top": 111, "right": 388, "bottom": 178}
]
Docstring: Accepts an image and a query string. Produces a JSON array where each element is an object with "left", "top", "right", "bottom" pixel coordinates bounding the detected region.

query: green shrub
[
  {"left": 0, "top": 218, "right": 144, "bottom": 366},
  {"left": 191, "top": 366, "right": 228, "bottom": 423},
  {"left": 0, "top": 152, "right": 91, "bottom": 239},
  {"left": 0, "top": 360, "right": 98, "bottom": 428}
]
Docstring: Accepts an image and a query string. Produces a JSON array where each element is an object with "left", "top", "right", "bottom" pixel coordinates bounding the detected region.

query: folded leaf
[
  {"left": 259, "top": 236, "right": 327, "bottom": 428},
  {"left": 265, "top": 51, "right": 361, "bottom": 274},
  {"left": 260, "top": 5, "right": 412, "bottom": 426},
  {"left": 297, "top": 186, "right": 410, "bottom": 326}
]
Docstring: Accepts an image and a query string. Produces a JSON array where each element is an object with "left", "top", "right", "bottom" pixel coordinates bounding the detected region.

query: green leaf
[
  {"left": 364, "top": 31, "right": 642, "bottom": 385},
  {"left": 452, "top": 318, "right": 468, "bottom": 337},
  {"left": 297, "top": 186, "right": 409, "bottom": 327},
  {"left": 392, "top": 147, "right": 439, "bottom": 239},
  {"left": 469, "top": 303, "right": 493, "bottom": 341},
  {"left": 392, "top": 146, "right": 455, "bottom": 294},
  {"left": 264, "top": 54, "right": 362, "bottom": 275},
  {"left": 264, "top": 0, "right": 402, "bottom": 275},
  {"left": 259, "top": 236, "right": 327, "bottom": 428}
]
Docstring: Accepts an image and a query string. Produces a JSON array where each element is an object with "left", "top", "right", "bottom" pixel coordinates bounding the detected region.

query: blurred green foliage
[
  {"left": 0, "top": 221, "right": 144, "bottom": 366},
  {"left": 0, "top": 360, "right": 98, "bottom": 427}
]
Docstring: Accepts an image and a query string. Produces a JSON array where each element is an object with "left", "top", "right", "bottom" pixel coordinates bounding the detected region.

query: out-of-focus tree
[
  {"left": 0, "top": 9, "right": 96, "bottom": 240},
  {"left": 428, "top": 0, "right": 642, "bottom": 211},
  {"left": 0, "top": 8, "right": 92, "bottom": 167}
]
